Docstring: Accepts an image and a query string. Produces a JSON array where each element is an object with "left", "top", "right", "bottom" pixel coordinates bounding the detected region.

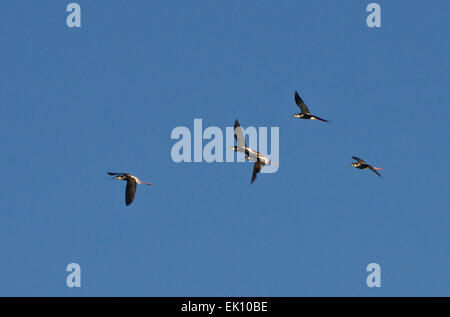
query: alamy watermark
[
  {"left": 366, "top": 3, "right": 381, "bottom": 28},
  {"left": 66, "top": 3, "right": 81, "bottom": 28},
  {"left": 170, "top": 119, "right": 279, "bottom": 174},
  {"left": 66, "top": 263, "right": 81, "bottom": 288},
  {"left": 366, "top": 262, "right": 381, "bottom": 288}
]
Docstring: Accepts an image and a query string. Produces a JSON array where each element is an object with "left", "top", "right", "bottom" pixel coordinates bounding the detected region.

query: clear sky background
[{"left": 0, "top": 1, "right": 448, "bottom": 296}]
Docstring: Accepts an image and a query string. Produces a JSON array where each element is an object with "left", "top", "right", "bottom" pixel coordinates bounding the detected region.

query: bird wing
[
  {"left": 295, "top": 91, "right": 310, "bottom": 114},
  {"left": 311, "top": 115, "right": 329, "bottom": 122},
  {"left": 108, "top": 172, "right": 123, "bottom": 176},
  {"left": 352, "top": 156, "right": 367, "bottom": 165},
  {"left": 251, "top": 160, "right": 265, "bottom": 184},
  {"left": 368, "top": 166, "right": 382, "bottom": 177},
  {"left": 234, "top": 119, "right": 246, "bottom": 148},
  {"left": 125, "top": 177, "right": 137, "bottom": 206}
]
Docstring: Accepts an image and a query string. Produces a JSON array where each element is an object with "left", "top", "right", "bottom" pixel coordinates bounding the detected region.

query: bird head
[{"left": 293, "top": 113, "right": 302, "bottom": 118}]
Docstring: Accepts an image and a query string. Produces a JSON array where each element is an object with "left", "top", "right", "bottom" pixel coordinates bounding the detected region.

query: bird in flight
[
  {"left": 350, "top": 157, "right": 382, "bottom": 177},
  {"left": 107, "top": 172, "right": 152, "bottom": 206},
  {"left": 228, "top": 119, "right": 275, "bottom": 184},
  {"left": 293, "top": 90, "right": 329, "bottom": 122}
]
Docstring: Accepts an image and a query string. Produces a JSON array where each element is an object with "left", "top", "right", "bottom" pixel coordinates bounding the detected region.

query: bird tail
[{"left": 141, "top": 182, "right": 152, "bottom": 186}]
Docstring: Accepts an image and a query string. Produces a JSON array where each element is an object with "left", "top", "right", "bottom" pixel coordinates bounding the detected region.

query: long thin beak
[{"left": 142, "top": 182, "right": 152, "bottom": 186}]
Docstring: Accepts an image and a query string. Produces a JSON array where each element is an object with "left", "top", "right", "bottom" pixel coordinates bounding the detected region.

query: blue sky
[{"left": 0, "top": 1, "right": 449, "bottom": 296}]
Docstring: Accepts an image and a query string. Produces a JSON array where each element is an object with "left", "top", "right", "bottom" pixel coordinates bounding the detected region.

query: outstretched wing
[
  {"left": 352, "top": 156, "right": 367, "bottom": 165},
  {"left": 311, "top": 115, "right": 329, "bottom": 123},
  {"left": 295, "top": 91, "right": 310, "bottom": 114},
  {"left": 251, "top": 161, "right": 265, "bottom": 184},
  {"left": 368, "top": 166, "right": 382, "bottom": 177},
  {"left": 108, "top": 172, "right": 123, "bottom": 176},
  {"left": 125, "top": 178, "right": 137, "bottom": 206},
  {"left": 234, "top": 119, "right": 246, "bottom": 148}
]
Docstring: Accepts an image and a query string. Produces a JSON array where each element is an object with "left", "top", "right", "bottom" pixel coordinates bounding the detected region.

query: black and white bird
[
  {"left": 350, "top": 157, "right": 382, "bottom": 177},
  {"left": 107, "top": 172, "right": 152, "bottom": 206},
  {"left": 293, "top": 90, "right": 329, "bottom": 122},
  {"left": 228, "top": 119, "right": 274, "bottom": 184}
]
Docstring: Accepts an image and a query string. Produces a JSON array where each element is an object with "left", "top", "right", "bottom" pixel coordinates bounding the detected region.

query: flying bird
[
  {"left": 228, "top": 119, "right": 273, "bottom": 184},
  {"left": 293, "top": 90, "right": 329, "bottom": 122},
  {"left": 350, "top": 157, "right": 382, "bottom": 177},
  {"left": 107, "top": 172, "right": 152, "bottom": 206}
]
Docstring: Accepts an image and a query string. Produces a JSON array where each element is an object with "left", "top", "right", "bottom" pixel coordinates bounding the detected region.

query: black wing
[
  {"left": 352, "top": 156, "right": 367, "bottom": 165},
  {"left": 234, "top": 119, "right": 246, "bottom": 148},
  {"left": 251, "top": 161, "right": 265, "bottom": 184},
  {"left": 108, "top": 172, "right": 123, "bottom": 176},
  {"left": 368, "top": 166, "right": 382, "bottom": 177},
  {"left": 234, "top": 119, "right": 240, "bottom": 132},
  {"left": 294, "top": 91, "right": 310, "bottom": 114},
  {"left": 125, "top": 177, "right": 137, "bottom": 206},
  {"left": 311, "top": 115, "right": 329, "bottom": 123}
]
